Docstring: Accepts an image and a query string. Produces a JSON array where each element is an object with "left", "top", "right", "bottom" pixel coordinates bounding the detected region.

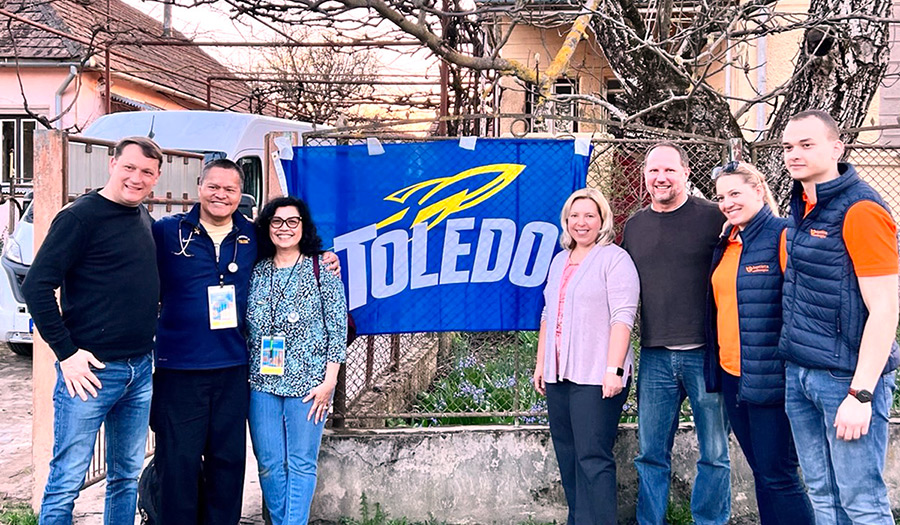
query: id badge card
[
  {"left": 260, "top": 336, "right": 286, "bottom": 375},
  {"left": 208, "top": 285, "right": 238, "bottom": 330}
]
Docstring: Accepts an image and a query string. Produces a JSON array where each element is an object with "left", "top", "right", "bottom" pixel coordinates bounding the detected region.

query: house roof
[{"left": 0, "top": 0, "right": 254, "bottom": 112}]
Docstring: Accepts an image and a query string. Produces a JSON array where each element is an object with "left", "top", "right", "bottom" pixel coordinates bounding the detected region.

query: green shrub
[
  {"left": 0, "top": 502, "right": 37, "bottom": 525},
  {"left": 339, "top": 493, "right": 440, "bottom": 525},
  {"left": 665, "top": 500, "right": 694, "bottom": 525},
  {"left": 408, "top": 332, "right": 547, "bottom": 426},
  {"left": 398, "top": 331, "right": 649, "bottom": 426}
]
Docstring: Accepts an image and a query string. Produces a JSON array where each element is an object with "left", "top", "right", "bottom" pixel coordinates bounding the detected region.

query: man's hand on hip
[
  {"left": 834, "top": 396, "right": 872, "bottom": 441},
  {"left": 322, "top": 251, "right": 341, "bottom": 276},
  {"left": 59, "top": 350, "right": 106, "bottom": 401}
]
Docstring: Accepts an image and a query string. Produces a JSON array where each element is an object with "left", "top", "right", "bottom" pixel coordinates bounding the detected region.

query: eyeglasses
[
  {"left": 712, "top": 160, "right": 740, "bottom": 180},
  {"left": 270, "top": 216, "right": 302, "bottom": 229}
]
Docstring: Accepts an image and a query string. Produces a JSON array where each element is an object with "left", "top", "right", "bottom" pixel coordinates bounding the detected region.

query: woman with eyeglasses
[
  {"left": 246, "top": 196, "right": 347, "bottom": 525},
  {"left": 533, "top": 188, "right": 639, "bottom": 525},
  {"left": 706, "top": 162, "right": 814, "bottom": 525}
]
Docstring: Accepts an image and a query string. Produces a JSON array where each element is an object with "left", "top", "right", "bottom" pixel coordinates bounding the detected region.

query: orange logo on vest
[
  {"left": 810, "top": 229, "right": 828, "bottom": 239},
  {"left": 745, "top": 264, "right": 770, "bottom": 273}
]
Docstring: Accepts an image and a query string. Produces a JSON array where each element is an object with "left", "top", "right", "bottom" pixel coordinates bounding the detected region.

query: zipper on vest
[{"left": 834, "top": 316, "right": 842, "bottom": 358}]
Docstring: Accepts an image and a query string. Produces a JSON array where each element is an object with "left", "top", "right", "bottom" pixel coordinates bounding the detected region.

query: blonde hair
[
  {"left": 559, "top": 188, "right": 616, "bottom": 250},
  {"left": 716, "top": 162, "right": 780, "bottom": 216}
]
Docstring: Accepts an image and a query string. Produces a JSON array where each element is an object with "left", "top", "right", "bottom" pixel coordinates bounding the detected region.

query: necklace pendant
[
  {"left": 288, "top": 312, "right": 300, "bottom": 323},
  {"left": 227, "top": 262, "right": 239, "bottom": 273}
]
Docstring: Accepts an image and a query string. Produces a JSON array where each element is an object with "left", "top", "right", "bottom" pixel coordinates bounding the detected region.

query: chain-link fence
[
  {"left": 753, "top": 139, "right": 900, "bottom": 221},
  {"left": 302, "top": 121, "right": 900, "bottom": 428}
]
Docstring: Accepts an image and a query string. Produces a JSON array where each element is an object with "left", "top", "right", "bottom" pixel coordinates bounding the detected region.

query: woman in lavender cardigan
[{"left": 533, "top": 187, "right": 640, "bottom": 525}]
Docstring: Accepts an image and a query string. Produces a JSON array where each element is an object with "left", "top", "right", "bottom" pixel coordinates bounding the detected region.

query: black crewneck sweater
[
  {"left": 22, "top": 191, "right": 159, "bottom": 362},
  {"left": 621, "top": 196, "right": 725, "bottom": 348}
]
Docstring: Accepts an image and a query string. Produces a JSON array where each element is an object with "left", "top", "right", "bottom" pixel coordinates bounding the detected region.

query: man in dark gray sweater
[
  {"left": 622, "top": 142, "right": 730, "bottom": 525},
  {"left": 23, "top": 136, "right": 162, "bottom": 524}
]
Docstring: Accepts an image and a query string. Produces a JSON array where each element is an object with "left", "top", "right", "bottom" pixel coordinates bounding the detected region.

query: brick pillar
[{"left": 31, "top": 129, "right": 67, "bottom": 511}]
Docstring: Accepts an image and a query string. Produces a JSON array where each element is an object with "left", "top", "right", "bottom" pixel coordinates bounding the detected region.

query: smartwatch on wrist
[
  {"left": 606, "top": 366, "right": 625, "bottom": 377},
  {"left": 848, "top": 387, "right": 873, "bottom": 403}
]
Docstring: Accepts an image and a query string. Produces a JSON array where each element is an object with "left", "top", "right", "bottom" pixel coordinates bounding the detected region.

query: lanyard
[{"left": 267, "top": 253, "right": 303, "bottom": 336}]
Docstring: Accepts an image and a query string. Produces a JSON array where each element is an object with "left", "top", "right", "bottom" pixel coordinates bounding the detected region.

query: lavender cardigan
[{"left": 541, "top": 242, "right": 640, "bottom": 386}]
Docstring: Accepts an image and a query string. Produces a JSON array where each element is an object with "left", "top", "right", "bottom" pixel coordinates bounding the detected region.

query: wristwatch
[
  {"left": 848, "top": 387, "right": 873, "bottom": 403},
  {"left": 606, "top": 366, "right": 625, "bottom": 377}
]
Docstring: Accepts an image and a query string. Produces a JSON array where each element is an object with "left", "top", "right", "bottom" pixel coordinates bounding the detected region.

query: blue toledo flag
[{"left": 282, "top": 139, "right": 588, "bottom": 334}]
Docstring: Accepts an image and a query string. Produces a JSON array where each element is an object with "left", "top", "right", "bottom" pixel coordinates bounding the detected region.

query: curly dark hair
[{"left": 255, "top": 196, "right": 323, "bottom": 261}]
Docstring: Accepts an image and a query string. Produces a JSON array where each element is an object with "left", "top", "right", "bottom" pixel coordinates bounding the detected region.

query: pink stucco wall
[{"left": 0, "top": 66, "right": 202, "bottom": 237}]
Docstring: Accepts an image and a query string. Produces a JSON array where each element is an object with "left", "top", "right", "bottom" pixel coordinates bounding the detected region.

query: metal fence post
[
  {"left": 728, "top": 138, "right": 744, "bottom": 162},
  {"left": 390, "top": 334, "right": 401, "bottom": 372},
  {"left": 365, "top": 335, "right": 375, "bottom": 386}
]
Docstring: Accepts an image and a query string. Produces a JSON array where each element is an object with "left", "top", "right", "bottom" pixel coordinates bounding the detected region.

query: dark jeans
[
  {"left": 721, "top": 373, "right": 814, "bottom": 525},
  {"left": 151, "top": 365, "right": 250, "bottom": 525},
  {"left": 546, "top": 379, "right": 629, "bottom": 525}
]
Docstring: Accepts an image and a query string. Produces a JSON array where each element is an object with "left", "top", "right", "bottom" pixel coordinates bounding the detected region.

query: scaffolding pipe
[{"left": 113, "top": 39, "right": 422, "bottom": 48}]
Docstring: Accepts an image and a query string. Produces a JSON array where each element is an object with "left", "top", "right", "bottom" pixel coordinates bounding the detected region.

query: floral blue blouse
[{"left": 247, "top": 255, "right": 347, "bottom": 397}]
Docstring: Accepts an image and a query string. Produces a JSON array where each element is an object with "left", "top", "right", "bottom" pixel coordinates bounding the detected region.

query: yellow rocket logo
[{"left": 375, "top": 163, "right": 526, "bottom": 231}]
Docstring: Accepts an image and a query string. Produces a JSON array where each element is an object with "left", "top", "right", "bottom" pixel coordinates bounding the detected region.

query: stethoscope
[{"left": 173, "top": 219, "right": 240, "bottom": 276}]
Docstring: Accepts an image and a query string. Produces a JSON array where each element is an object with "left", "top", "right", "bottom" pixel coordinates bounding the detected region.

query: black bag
[
  {"left": 137, "top": 457, "right": 159, "bottom": 525},
  {"left": 138, "top": 456, "right": 206, "bottom": 524},
  {"left": 313, "top": 256, "right": 357, "bottom": 345}
]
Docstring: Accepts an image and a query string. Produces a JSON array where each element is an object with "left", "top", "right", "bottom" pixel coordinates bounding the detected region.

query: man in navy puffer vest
[{"left": 780, "top": 110, "right": 899, "bottom": 525}]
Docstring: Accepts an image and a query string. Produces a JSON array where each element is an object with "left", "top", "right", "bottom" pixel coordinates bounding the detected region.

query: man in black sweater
[
  {"left": 22, "top": 137, "right": 162, "bottom": 524},
  {"left": 622, "top": 142, "right": 730, "bottom": 525}
]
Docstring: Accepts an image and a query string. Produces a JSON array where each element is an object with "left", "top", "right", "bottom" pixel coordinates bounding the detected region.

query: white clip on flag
[
  {"left": 366, "top": 137, "right": 385, "bottom": 156},
  {"left": 459, "top": 136, "right": 477, "bottom": 150}
]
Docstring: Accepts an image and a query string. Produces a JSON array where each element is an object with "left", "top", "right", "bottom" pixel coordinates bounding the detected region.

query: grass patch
[
  {"left": 665, "top": 500, "right": 694, "bottom": 525},
  {"left": 0, "top": 502, "right": 37, "bottom": 525},
  {"left": 339, "top": 494, "right": 556, "bottom": 525}
]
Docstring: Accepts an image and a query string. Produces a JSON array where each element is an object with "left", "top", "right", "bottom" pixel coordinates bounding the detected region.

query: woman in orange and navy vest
[{"left": 705, "top": 161, "right": 814, "bottom": 525}]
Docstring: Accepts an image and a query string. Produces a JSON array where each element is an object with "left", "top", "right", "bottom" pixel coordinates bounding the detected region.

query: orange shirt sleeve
[
  {"left": 779, "top": 229, "right": 787, "bottom": 273},
  {"left": 843, "top": 201, "right": 899, "bottom": 277}
]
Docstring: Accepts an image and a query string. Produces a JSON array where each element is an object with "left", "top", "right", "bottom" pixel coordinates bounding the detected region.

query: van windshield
[{"left": 23, "top": 202, "right": 33, "bottom": 224}]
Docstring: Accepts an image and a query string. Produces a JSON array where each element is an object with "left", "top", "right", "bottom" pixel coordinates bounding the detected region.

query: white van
[
  {"left": 82, "top": 110, "right": 320, "bottom": 204},
  {"left": 0, "top": 111, "right": 319, "bottom": 356}
]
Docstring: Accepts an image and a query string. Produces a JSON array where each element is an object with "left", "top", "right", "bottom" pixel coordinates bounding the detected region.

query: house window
[
  {"left": 605, "top": 79, "right": 624, "bottom": 107},
  {"left": 524, "top": 77, "right": 579, "bottom": 134},
  {"left": 1, "top": 118, "right": 36, "bottom": 185}
]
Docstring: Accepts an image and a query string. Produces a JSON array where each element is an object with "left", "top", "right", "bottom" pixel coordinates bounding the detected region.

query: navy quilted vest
[
  {"left": 705, "top": 205, "right": 787, "bottom": 404},
  {"left": 779, "top": 163, "right": 900, "bottom": 373}
]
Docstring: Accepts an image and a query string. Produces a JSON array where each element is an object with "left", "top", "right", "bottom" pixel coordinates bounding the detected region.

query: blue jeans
[
  {"left": 784, "top": 363, "right": 895, "bottom": 525},
  {"left": 720, "top": 373, "right": 813, "bottom": 525},
  {"left": 634, "top": 347, "right": 731, "bottom": 525},
  {"left": 249, "top": 390, "right": 327, "bottom": 525},
  {"left": 40, "top": 353, "right": 152, "bottom": 525}
]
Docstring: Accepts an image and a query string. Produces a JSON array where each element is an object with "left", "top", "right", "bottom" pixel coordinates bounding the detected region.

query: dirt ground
[
  {"left": 0, "top": 344, "right": 33, "bottom": 505},
  {"left": 0, "top": 344, "right": 264, "bottom": 524}
]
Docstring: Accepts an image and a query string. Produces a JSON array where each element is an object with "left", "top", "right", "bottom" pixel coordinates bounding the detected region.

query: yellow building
[{"left": 481, "top": 0, "right": 900, "bottom": 143}]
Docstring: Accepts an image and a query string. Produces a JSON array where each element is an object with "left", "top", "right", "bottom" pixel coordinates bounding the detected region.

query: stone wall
[{"left": 311, "top": 422, "right": 900, "bottom": 524}]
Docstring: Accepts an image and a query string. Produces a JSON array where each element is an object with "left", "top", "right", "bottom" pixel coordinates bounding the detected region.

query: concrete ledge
[{"left": 311, "top": 421, "right": 900, "bottom": 524}]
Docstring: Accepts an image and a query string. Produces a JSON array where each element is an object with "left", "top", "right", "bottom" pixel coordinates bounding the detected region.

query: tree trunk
[
  {"left": 589, "top": 0, "right": 744, "bottom": 140},
  {"left": 758, "top": 0, "right": 892, "bottom": 206}
]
